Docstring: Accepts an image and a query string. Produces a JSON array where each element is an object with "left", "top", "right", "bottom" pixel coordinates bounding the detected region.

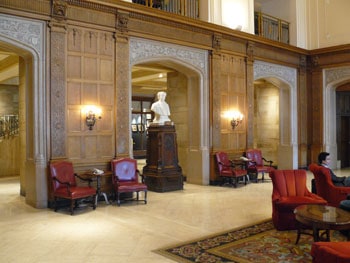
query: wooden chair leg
[
  {"left": 54, "top": 197, "right": 58, "bottom": 212},
  {"left": 70, "top": 200, "right": 74, "bottom": 215},
  {"left": 117, "top": 193, "right": 121, "bottom": 206},
  {"left": 144, "top": 191, "right": 147, "bottom": 204}
]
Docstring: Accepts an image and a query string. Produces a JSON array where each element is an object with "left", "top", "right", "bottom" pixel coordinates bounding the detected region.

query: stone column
[
  {"left": 49, "top": 3, "right": 68, "bottom": 159},
  {"left": 246, "top": 41, "right": 255, "bottom": 148},
  {"left": 115, "top": 11, "right": 130, "bottom": 157}
]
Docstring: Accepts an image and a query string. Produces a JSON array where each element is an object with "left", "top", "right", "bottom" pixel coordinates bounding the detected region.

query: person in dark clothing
[{"left": 318, "top": 152, "right": 350, "bottom": 187}]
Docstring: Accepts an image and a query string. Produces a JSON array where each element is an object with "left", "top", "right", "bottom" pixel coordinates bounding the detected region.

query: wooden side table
[
  {"left": 80, "top": 171, "right": 112, "bottom": 206},
  {"left": 294, "top": 204, "right": 350, "bottom": 244}
]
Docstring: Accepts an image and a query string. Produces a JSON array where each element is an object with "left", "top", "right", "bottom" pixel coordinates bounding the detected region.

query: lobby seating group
[
  {"left": 49, "top": 158, "right": 148, "bottom": 214},
  {"left": 308, "top": 163, "right": 350, "bottom": 262}
]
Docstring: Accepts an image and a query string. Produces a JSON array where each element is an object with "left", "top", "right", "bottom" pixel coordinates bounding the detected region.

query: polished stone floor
[{"left": 0, "top": 169, "right": 347, "bottom": 263}]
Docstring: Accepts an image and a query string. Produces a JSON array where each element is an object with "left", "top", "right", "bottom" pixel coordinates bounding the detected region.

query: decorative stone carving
[
  {"left": 254, "top": 60, "right": 296, "bottom": 88},
  {"left": 311, "top": 56, "right": 319, "bottom": 67},
  {"left": 52, "top": 0, "right": 67, "bottom": 20},
  {"left": 0, "top": 14, "right": 43, "bottom": 56},
  {"left": 325, "top": 67, "right": 350, "bottom": 86},
  {"left": 299, "top": 55, "right": 306, "bottom": 70},
  {"left": 50, "top": 27, "right": 67, "bottom": 157},
  {"left": 246, "top": 41, "right": 255, "bottom": 61},
  {"left": 116, "top": 11, "right": 129, "bottom": 34},
  {"left": 212, "top": 33, "right": 221, "bottom": 50},
  {"left": 130, "top": 38, "right": 207, "bottom": 74}
]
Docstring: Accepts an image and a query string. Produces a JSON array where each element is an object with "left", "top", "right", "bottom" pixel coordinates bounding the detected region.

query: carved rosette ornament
[
  {"left": 246, "top": 42, "right": 254, "bottom": 62},
  {"left": 311, "top": 56, "right": 319, "bottom": 67},
  {"left": 52, "top": 0, "right": 67, "bottom": 20},
  {"left": 299, "top": 55, "right": 306, "bottom": 71},
  {"left": 116, "top": 11, "right": 129, "bottom": 34},
  {"left": 212, "top": 34, "right": 221, "bottom": 50}
]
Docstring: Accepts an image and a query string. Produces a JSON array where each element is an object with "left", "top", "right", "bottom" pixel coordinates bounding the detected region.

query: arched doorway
[
  {"left": 0, "top": 14, "right": 47, "bottom": 208},
  {"left": 129, "top": 38, "right": 210, "bottom": 185},
  {"left": 254, "top": 60, "right": 298, "bottom": 169},
  {"left": 324, "top": 66, "right": 350, "bottom": 169}
]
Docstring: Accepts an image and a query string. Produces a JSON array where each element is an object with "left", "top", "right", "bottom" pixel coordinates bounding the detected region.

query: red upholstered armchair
[
  {"left": 309, "top": 163, "right": 350, "bottom": 207},
  {"left": 245, "top": 148, "right": 275, "bottom": 182},
  {"left": 111, "top": 158, "right": 147, "bottom": 206},
  {"left": 269, "top": 169, "right": 327, "bottom": 230},
  {"left": 49, "top": 161, "right": 97, "bottom": 215},
  {"left": 311, "top": 242, "right": 350, "bottom": 263},
  {"left": 215, "top": 152, "right": 248, "bottom": 187}
]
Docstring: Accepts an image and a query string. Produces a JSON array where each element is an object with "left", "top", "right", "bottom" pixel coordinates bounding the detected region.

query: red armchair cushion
[
  {"left": 309, "top": 163, "right": 350, "bottom": 207},
  {"left": 311, "top": 242, "right": 350, "bottom": 263},
  {"left": 54, "top": 186, "right": 96, "bottom": 199}
]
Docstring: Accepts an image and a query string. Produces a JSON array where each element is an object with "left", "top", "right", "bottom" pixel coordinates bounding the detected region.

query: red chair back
[
  {"left": 270, "top": 169, "right": 308, "bottom": 197},
  {"left": 309, "top": 163, "right": 350, "bottom": 206},
  {"left": 111, "top": 158, "right": 138, "bottom": 183},
  {"left": 49, "top": 161, "right": 77, "bottom": 192},
  {"left": 246, "top": 149, "right": 263, "bottom": 166},
  {"left": 215, "top": 152, "right": 232, "bottom": 175}
]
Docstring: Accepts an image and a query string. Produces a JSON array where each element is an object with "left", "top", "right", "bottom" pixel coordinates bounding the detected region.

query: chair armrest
[
  {"left": 262, "top": 157, "right": 273, "bottom": 166},
  {"left": 75, "top": 173, "right": 93, "bottom": 186},
  {"left": 137, "top": 169, "right": 146, "bottom": 183},
  {"left": 218, "top": 161, "right": 234, "bottom": 168},
  {"left": 53, "top": 177, "right": 72, "bottom": 192}
]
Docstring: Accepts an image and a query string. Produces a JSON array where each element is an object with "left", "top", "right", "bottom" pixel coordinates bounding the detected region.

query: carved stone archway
[
  {"left": 129, "top": 37, "right": 210, "bottom": 185},
  {"left": 0, "top": 14, "right": 47, "bottom": 208},
  {"left": 324, "top": 66, "right": 350, "bottom": 169},
  {"left": 254, "top": 60, "right": 298, "bottom": 169}
]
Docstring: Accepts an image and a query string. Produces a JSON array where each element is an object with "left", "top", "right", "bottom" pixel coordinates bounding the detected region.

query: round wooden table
[{"left": 294, "top": 204, "right": 350, "bottom": 244}]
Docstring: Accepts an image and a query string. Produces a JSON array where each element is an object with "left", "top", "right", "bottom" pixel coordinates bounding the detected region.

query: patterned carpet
[{"left": 154, "top": 219, "right": 347, "bottom": 263}]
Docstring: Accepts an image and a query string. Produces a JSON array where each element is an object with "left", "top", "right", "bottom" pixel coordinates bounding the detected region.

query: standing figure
[{"left": 151, "top": 91, "right": 171, "bottom": 124}]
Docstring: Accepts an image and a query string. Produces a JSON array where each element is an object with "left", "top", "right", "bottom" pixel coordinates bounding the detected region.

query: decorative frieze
[
  {"left": 254, "top": 60, "right": 296, "bottom": 88},
  {"left": 130, "top": 38, "right": 207, "bottom": 74},
  {"left": 0, "top": 14, "right": 43, "bottom": 56},
  {"left": 324, "top": 67, "right": 350, "bottom": 86}
]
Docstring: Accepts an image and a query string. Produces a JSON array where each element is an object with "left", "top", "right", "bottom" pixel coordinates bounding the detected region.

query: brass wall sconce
[
  {"left": 223, "top": 110, "right": 244, "bottom": 130},
  {"left": 83, "top": 105, "right": 102, "bottom": 130}
]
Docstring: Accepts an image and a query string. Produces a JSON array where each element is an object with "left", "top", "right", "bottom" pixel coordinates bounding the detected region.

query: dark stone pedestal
[{"left": 143, "top": 124, "right": 183, "bottom": 192}]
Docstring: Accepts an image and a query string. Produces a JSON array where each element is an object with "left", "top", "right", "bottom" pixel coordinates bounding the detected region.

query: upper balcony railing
[
  {"left": 254, "top": 12, "right": 290, "bottom": 44},
  {"left": 132, "top": 0, "right": 199, "bottom": 19}
]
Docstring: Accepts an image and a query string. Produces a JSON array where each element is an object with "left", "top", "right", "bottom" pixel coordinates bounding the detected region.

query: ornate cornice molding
[{"left": 66, "top": 0, "right": 116, "bottom": 14}]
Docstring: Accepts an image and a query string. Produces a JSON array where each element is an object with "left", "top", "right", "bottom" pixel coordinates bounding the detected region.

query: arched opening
[
  {"left": 324, "top": 67, "right": 350, "bottom": 170},
  {"left": 0, "top": 14, "right": 47, "bottom": 208},
  {"left": 336, "top": 83, "right": 350, "bottom": 168},
  {"left": 129, "top": 38, "right": 210, "bottom": 185},
  {"left": 253, "top": 79, "right": 279, "bottom": 166},
  {"left": 253, "top": 60, "right": 298, "bottom": 169}
]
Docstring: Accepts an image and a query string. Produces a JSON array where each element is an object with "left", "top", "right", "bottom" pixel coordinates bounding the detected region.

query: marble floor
[{"left": 0, "top": 169, "right": 347, "bottom": 263}]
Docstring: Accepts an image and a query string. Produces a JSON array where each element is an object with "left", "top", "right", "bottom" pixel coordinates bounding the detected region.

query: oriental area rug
[{"left": 154, "top": 219, "right": 347, "bottom": 263}]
